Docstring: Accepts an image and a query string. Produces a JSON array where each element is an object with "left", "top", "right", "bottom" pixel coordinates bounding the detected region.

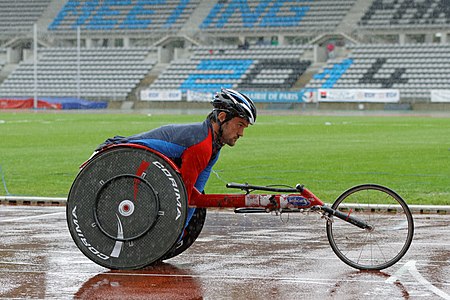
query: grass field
[{"left": 0, "top": 111, "right": 449, "bottom": 205}]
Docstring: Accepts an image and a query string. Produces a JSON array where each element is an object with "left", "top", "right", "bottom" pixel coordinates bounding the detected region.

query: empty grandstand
[
  {"left": 306, "top": 43, "right": 450, "bottom": 99},
  {"left": 150, "top": 44, "right": 312, "bottom": 91},
  {"left": 0, "top": 47, "right": 156, "bottom": 99},
  {"left": 0, "top": 0, "right": 450, "bottom": 110}
]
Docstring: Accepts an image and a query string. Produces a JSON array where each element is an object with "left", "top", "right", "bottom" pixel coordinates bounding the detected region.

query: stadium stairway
[
  {"left": 178, "top": 0, "right": 217, "bottom": 35},
  {"left": 336, "top": 0, "right": 373, "bottom": 33},
  {"left": 0, "top": 64, "right": 18, "bottom": 84},
  {"left": 36, "top": 0, "right": 66, "bottom": 32},
  {"left": 292, "top": 62, "right": 325, "bottom": 90},
  {"left": 127, "top": 62, "right": 170, "bottom": 103}
]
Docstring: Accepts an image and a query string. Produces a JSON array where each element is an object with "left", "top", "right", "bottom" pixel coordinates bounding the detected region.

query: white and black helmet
[{"left": 211, "top": 88, "right": 257, "bottom": 125}]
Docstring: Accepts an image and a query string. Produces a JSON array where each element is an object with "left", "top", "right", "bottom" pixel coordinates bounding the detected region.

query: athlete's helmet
[{"left": 211, "top": 88, "right": 257, "bottom": 125}]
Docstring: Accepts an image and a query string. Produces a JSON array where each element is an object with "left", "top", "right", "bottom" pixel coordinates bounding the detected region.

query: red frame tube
[{"left": 190, "top": 187, "right": 325, "bottom": 210}]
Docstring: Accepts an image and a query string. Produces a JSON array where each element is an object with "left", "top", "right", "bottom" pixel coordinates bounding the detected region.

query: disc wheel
[
  {"left": 67, "top": 146, "right": 188, "bottom": 270},
  {"left": 326, "top": 184, "right": 414, "bottom": 270}
]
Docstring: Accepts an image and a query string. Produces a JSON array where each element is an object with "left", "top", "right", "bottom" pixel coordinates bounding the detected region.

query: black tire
[
  {"left": 66, "top": 146, "right": 188, "bottom": 270},
  {"left": 326, "top": 184, "right": 414, "bottom": 270},
  {"left": 160, "top": 208, "right": 207, "bottom": 261}
]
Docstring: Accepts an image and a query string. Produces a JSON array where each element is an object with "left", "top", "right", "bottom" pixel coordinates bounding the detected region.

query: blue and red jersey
[{"left": 97, "top": 119, "right": 220, "bottom": 201}]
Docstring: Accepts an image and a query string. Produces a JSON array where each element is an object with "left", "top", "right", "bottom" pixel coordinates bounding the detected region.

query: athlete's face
[{"left": 219, "top": 114, "right": 250, "bottom": 146}]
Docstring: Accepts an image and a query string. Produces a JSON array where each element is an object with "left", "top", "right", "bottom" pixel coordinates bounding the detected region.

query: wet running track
[{"left": 0, "top": 205, "right": 449, "bottom": 299}]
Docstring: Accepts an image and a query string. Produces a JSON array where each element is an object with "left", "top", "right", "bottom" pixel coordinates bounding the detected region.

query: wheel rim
[{"left": 326, "top": 184, "right": 414, "bottom": 270}]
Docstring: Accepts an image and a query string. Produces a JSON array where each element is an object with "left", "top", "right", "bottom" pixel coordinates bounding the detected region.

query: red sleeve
[{"left": 179, "top": 130, "right": 213, "bottom": 201}]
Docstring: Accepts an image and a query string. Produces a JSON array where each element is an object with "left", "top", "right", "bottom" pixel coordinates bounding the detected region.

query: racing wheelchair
[{"left": 67, "top": 145, "right": 414, "bottom": 271}]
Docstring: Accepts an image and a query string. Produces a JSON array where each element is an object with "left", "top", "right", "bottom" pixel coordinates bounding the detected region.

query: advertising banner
[
  {"left": 242, "top": 91, "right": 304, "bottom": 103},
  {"left": 187, "top": 90, "right": 306, "bottom": 103},
  {"left": 431, "top": 90, "right": 450, "bottom": 102},
  {"left": 186, "top": 90, "right": 213, "bottom": 102},
  {"left": 318, "top": 89, "right": 400, "bottom": 103},
  {"left": 140, "top": 89, "right": 182, "bottom": 101}
]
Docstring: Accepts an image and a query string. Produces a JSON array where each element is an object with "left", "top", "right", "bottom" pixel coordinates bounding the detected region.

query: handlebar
[{"left": 226, "top": 182, "right": 304, "bottom": 193}]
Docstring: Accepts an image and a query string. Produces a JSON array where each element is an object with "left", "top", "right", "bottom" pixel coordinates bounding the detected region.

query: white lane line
[
  {"left": 0, "top": 212, "right": 64, "bottom": 223},
  {"left": 0, "top": 261, "right": 42, "bottom": 266},
  {"left": 386, "top": 260, "right": 450, "bottom": 300}
]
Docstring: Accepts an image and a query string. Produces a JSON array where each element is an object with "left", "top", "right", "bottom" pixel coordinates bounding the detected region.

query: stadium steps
[
  {"left": 178, "top": 0, "right": 218, "bottom": 36},
  {"left": 127, "top": 62, "right": 169, "bottom": 102},
  {"left": 0, "top": 63, "right": 19, "bottom": 84},
  {"left": 292, "top": 62, "right": 325, "bottom": 90},
  {"left": 36, "top": 0, "right": 67, "bottom": 33},
  {"left": 146, "top": 62, "right": 170, "bottom": 79},
  {"left": 336, "top": 0, "right": 373, "bottom": 34}
]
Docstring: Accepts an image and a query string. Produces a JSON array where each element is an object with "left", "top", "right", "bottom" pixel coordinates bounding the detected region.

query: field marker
[
  {"left": 386, "top": 260, "right": 450, "bottom": 299},
  {"left": 0, "top": 165, "right": 10, "bottom": 195}
]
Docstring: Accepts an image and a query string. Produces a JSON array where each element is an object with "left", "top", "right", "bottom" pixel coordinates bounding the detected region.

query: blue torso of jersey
[{"left": 127, "top": 120, "right": 211, "bottom": 160}]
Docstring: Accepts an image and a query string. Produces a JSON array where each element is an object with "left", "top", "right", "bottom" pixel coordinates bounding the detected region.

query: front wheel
[{"left": 326, "top": 184, "right": 414, "bottom": 270}]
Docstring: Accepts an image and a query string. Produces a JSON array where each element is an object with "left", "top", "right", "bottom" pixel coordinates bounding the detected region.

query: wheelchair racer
[{"left": 95, "top": 88, "right": 257, "bottom": 257}]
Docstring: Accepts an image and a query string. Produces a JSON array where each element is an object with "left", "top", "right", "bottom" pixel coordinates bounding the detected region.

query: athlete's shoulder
[{"left": 131, "top": 119, "right": 211, "bottom": 148}]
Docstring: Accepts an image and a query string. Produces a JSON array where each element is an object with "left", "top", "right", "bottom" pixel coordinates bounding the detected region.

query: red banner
[{"left": 0, "top": 98, "right": 62, "bottom": 109}]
